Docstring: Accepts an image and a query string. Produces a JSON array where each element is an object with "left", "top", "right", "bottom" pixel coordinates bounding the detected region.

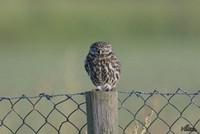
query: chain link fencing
[{"left": 0, "top": 89, "right": 199, "bottom": 134}]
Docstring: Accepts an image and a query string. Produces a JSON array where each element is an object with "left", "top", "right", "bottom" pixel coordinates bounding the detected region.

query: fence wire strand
[{"left": 0, "top": 89, "right": 200, "bottom": 134}]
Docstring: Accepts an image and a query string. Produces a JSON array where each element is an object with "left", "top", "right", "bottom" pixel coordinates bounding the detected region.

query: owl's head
[{"left": 89, "top": 41, "right": 112, "bottom": 55}]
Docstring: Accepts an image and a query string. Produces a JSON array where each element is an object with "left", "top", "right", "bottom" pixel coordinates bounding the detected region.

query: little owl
[{"left": 84, "top": 41, "right": 121, "bottom": 91}]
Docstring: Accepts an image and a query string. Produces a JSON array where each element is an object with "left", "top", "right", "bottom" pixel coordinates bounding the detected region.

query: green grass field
[
  {"left": 1, "top": 1, "right": 200, "bottom": 96},
  {"left": 0, "top": 1, "right": 200, "bottom": 133}
]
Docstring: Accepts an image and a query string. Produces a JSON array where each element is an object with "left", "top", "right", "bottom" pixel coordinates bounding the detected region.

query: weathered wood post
[{"left": 86, "top": 90, "right": 118, "bottom": 134}]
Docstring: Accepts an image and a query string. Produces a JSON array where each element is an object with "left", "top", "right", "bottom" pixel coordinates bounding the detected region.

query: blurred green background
[
  {"left": 0, "top": 1, "right": 200, "bottom": 134},
  {"left": 0, "top": 0, "right": 200, "bottom": 95}
]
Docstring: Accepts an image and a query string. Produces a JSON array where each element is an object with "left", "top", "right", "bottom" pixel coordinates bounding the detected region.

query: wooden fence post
[{"left": 85, "top": 90, "right": 118, "bottom": 134}]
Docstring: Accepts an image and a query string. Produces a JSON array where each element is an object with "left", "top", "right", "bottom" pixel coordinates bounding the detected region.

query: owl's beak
[{"left": 99, "top": 50, "right": 102, "bottom": 55}]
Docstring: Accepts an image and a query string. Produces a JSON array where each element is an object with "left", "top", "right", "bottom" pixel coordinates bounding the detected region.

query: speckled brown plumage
[{"left": 84, "top": 41, "right": 121, "bottom": 91}]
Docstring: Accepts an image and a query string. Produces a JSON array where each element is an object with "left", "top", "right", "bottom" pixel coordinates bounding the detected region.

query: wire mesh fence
[{"left": 0, "top": 88, "right": 199, "bottom": 134}]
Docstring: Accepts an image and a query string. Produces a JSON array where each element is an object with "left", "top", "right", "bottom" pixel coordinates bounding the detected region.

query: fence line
[
  {"left": 0, "top": 88, "right": 199, "bottom": 134},
  {"left": 1, "top": 88, "right": 199, "bottom": 100}
]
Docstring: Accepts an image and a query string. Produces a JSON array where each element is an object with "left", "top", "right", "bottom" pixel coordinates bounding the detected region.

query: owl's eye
[
  {"left": 91, "top": 46, "right": 97, "bottom": 52},
  {"left": 104, "top": 46, "right": 110, "bottom": 51}
]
